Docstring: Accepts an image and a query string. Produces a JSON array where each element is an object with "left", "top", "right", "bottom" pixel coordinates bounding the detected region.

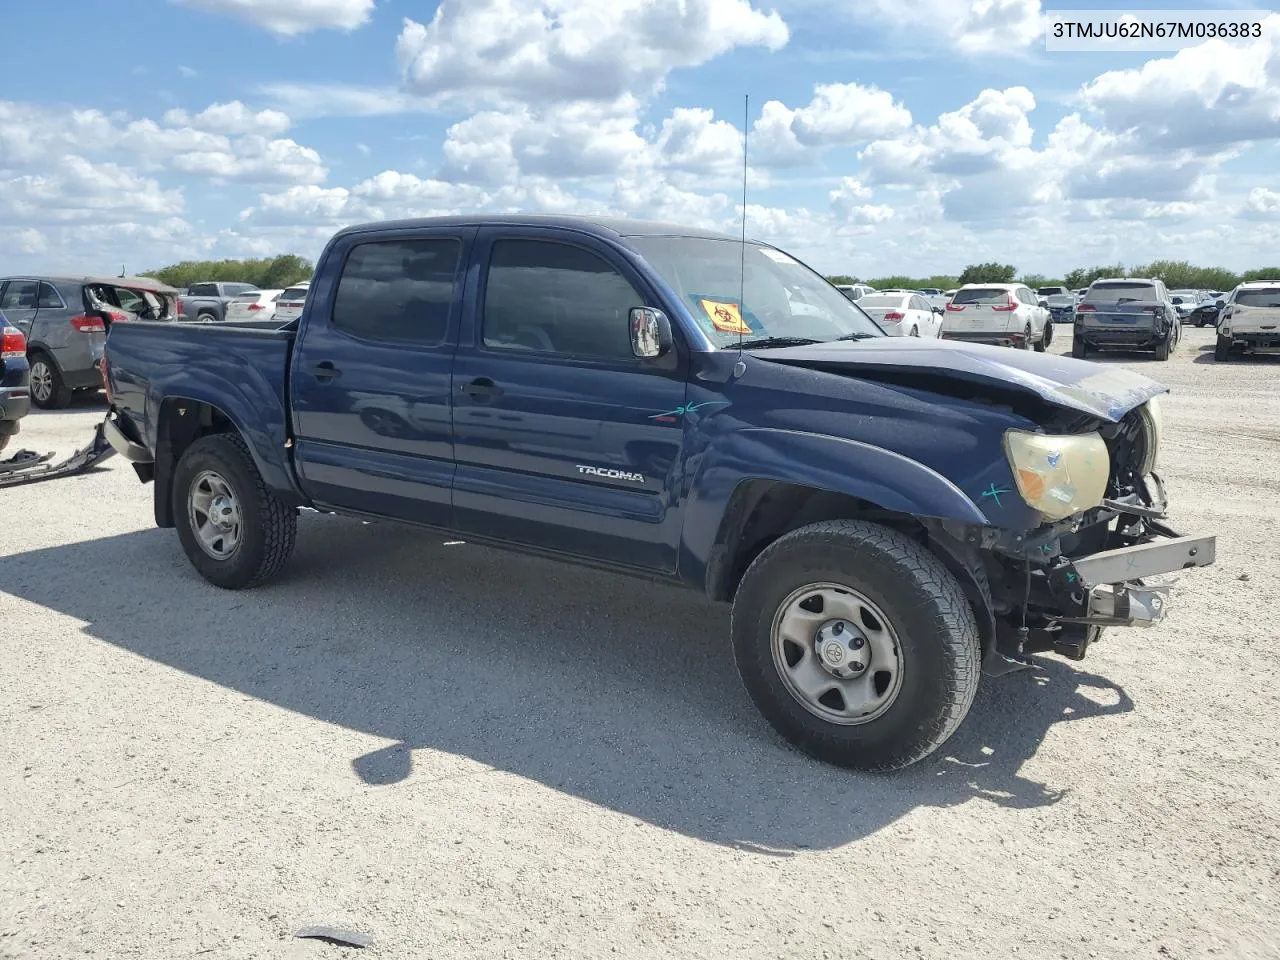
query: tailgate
[{"left": 1082, "top": 301, "right": 1160, "bottom": 327}]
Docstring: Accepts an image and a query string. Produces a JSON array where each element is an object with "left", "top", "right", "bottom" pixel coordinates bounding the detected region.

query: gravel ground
[{"left": 2, "top": 326, "right": 1278, "bottom": 960}]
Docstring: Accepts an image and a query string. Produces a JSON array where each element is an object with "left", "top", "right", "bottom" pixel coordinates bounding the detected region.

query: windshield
[
  {"left": 1037, "top": 287, "right": 1064, "bottom": 296},
  {"left": 627, "top": 237, "right": 881, "bottom": 347},
  {"left": 1235, "top": 288, "right": 1280, "bottom": 307}
]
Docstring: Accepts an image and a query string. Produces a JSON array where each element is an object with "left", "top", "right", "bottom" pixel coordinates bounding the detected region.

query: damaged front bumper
[{"left": 976, "top": 473, "right": 1216, "bottom": 674}]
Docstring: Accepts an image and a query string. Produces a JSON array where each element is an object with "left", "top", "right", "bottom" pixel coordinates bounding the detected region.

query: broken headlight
[
  {"left": 1004, "top": 429, "right": 1110, "bottom": 521},
  {"left": 1137, "top": 395, "right": 1163, "bottom": 475}
]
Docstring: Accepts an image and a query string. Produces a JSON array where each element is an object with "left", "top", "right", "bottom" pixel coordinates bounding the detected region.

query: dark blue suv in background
[{"left": 0, "top": 315, "right": 31, "bottom": 454}]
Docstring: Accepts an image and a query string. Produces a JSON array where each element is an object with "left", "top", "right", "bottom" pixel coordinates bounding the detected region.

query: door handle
[
  {"left": 460, "top": 377, "right": 503, "bottom": 401},
  {"left": 311, "top": 362, "right": 341, "bottom": 380}
]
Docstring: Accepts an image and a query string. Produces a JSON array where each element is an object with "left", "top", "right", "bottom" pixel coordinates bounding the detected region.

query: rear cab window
[{"left": 332, "top": 237, "right": 461, "bottom": 345}]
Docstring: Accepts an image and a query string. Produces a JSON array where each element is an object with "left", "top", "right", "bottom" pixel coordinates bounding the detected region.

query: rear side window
[
  {"left": 332, "top": 237, "right": 461, "bottom": 344},
  {"left": 953, "top": 288, "right": 1009, "bottom": 305},
  {"left": 482, "top": 239, "right": 639, "bottom": 360},
  {"left": 38, "top": 282, "right": 64, "bottom": 308}
]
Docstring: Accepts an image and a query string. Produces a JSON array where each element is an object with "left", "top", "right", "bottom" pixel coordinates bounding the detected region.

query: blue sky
[{"left": 2, "top": 0, "right": 1278, "bottom": 280}]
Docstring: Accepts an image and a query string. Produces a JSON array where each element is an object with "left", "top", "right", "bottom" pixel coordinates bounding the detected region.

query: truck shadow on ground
[{"left": 0, "top": 516, "right": 1134, "bottom": 853}]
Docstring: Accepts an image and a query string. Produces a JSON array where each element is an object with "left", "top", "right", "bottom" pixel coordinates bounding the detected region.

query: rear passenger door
[
  {"left": 291, "top": 226, "right": 475, "bottom": 526},
  {"left": 450, "top": 227, "right": 689, "bottom": 573},
  {"left": 0, "top": 280, "right": 40, "bottom": 336}
]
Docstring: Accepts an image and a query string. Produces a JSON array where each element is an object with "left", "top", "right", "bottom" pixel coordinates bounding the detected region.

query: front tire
[
  {"left": 731, "top": 520, "right": 981, "bottom": 771},
  {"left": 173, "top": 433, "right": 297, "bottom": 589}
]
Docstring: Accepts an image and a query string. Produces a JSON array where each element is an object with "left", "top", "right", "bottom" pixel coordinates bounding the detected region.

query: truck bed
[{"left": 106, "top": 319, "right": 297, "bottom": 461}]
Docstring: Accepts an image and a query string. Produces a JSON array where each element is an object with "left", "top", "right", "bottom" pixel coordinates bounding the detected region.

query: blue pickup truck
[{"left": 100, "top": 215, "right": 1215, "bottom": 771}]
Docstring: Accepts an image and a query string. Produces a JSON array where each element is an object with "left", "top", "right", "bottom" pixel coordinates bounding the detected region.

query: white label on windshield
[{"left": 759, "top": 248, "right": 798, "bottom": 265}]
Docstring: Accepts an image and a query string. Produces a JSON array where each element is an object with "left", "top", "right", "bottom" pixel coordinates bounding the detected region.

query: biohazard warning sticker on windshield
[{"left": 700, "top": 299, "right": 751, "bottom": 334}]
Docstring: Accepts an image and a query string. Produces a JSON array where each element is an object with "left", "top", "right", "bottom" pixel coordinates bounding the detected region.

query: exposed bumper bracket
[{"left": 1069, "top": 535, "right": 1215, "bottom": 587}]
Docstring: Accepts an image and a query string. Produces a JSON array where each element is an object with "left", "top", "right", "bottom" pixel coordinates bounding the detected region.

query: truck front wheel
[
  {"left": 731, "top": 520, "right": 981, "bottom": 771},
  {"left": 173, "top": 433, "right": 297, "bottom": 589}
]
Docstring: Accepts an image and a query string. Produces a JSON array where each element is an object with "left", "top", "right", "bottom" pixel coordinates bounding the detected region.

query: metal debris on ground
[{"left": 0, "top": 418, "right": 115, "bottom": 489}]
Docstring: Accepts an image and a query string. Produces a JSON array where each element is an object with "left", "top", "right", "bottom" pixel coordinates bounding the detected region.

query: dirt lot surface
[{"left": 2, "top": 326, "right": 1278, "bottom": 960}]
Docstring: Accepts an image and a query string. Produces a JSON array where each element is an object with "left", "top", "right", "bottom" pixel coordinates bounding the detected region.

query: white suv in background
[
  {"left": 1216, "top": 279, "right": 1280, "bottom": 361},
  {"left": 834, "top": 283, "right": 876, "bottom": 302},
  {"left": 273, "top": 281, "right": 311, "bottom": 323},
  {"left": 941, "top": 282, "right": 1052, "bottom": 351}
]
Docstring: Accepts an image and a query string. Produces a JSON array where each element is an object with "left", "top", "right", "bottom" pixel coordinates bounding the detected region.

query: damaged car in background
[
  {"left": 0, "top": 274, "right": 178, "bottom": 409},
  {"left": 100, "top": 215, "right": 1215, "bottom": 771}
]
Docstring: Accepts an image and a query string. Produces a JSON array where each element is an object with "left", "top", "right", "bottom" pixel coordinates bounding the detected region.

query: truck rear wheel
[
  {"left": 730, "top": 520, "right": 981, "bottom": 771},
  {"left": 173, "top": 433, "right": 297, "bottom": 589}
]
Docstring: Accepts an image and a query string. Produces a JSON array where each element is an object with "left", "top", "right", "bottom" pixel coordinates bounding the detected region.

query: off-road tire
[
  {"left": 1214, "top": 335, "right": 1232, "bottom": 362},
  {"left": 28, "top": 352, "right": 72, "bottom": 409},
  {"left": 731, "top": 520, "right": 981, "bottom": 771},
  {"left": 173, "top": 432, "right": 296, "bottom": 589}
]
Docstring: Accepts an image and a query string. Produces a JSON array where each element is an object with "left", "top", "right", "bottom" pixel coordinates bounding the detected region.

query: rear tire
[
  {"left": 1071, "top": 336, "right": 1088, "bottom": 359},
  {"left": 731, "top": 520, "right": 981, "bottom": 771},
  {"left": 1154, "top": 337, "right": 1171, "bottom": 361},
  {"left": 1214, "top": 335, "right": 1232, "bottom": 362},
  {"left": 1034, "top": 322, "right": 1050, "bottom": 352},
  {"left": 27, "top": 352, "right": 72, "bottom": 409},
  {"left": 1021, "top": 324, "right": 1033, "bottom": 350},
  {"left": 197, "top": 311, "right": 217, "bottom": 323},
  {"left": 173, "top": 433, "right": 297, "bottom": 589}
]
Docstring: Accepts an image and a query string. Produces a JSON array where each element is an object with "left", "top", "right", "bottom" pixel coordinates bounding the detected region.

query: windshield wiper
[
  {"left": 736, "top": 336, "right": 823, "bottom": 349},
  {"left": 832, "top": 332, "right": 877, "bottom": 341}
]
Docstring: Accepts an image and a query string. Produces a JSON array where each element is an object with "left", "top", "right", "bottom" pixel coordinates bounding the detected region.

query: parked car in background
[
  {"left": 178, "top": 282, "right": 259, "bottom": 323},
  {"left": 1167, "top": 289, "right": 1204, "bottom": 323},
  {"left": 224, "top": 289, "right": 283, "bottom": 323},
  {"left": 855, "top": 292, "right": 943, "bottom": 338},
  {"left": 1037, "top": 286, "right": 1077, "bottom": 324},
  {"left": 0, "top": 274, "right": 179, "bottom": 408},
  {"left": 0, "top": 317, "right": 30, "bottom": 453},
  {"left": 1073, "top": 278, "right": 1180, "bottom": 361},
  {"left": 915, "top": 288, "right": 949, "bottom": 311},
  {"left": 1188, "top": 296, "right": 1227, "bottom": 327},
  {"left": 1216, "top": 280, "right": 1280, "bottom": 361},
  {"left": 941, "top": 283, "right": 1052, "bottom": 351},
  {"left": 272, "top": 281, "right": 311, "bottom": 322}
]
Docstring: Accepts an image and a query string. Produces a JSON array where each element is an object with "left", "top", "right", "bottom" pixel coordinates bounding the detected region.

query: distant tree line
[
  {"left": 828, "top": 260, "right": 1280, "bottom": 292},
  {"left": 145, "top": 254, "right": 313, "bottom": 290}
]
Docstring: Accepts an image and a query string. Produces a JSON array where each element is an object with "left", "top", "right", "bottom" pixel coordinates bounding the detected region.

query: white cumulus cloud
[{"left": 177, "top": 0, "right": 375, "bottom": 35}]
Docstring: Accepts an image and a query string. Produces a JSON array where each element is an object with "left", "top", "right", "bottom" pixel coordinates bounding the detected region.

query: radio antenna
[{"left": 738, "top": 92, "right": 749, "bottom": 354}]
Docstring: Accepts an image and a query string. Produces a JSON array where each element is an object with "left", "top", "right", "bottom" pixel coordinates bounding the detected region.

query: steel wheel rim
[
  {"left": 30, "top": 361, "right": 52, "bottom": 403},
  {"left": 188, "top": 470, "right": 242, "bottom": 560},
  {"left": 770, "top": 582, "right": 905, "bottom": 726}
]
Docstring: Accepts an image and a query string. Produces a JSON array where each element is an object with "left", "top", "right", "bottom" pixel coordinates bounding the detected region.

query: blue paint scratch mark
[{"left": 1046, "top": 451, "right": 1062, "bottom": 468}]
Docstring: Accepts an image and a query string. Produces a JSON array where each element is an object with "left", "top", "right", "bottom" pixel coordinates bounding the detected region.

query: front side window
[
  {"left": 332, "top": 238, "right": 461, "bottom": 345},
  {"left": 627, "top": 237, "right": 881, "bottom": 347},
  {"left": 482, "top": 239, "right": 639, "bottom": 360}
]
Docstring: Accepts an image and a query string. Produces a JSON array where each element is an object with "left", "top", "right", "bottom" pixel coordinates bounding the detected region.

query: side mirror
[
  {"left": 1037, "top": 298, "right": 1049, "bottom": 309},
  {"left": 629, "top": 306, "right": 673, "bottom": 359},
  {"left": 933, "top": 306, "right": 943, "bottom": 314}
]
